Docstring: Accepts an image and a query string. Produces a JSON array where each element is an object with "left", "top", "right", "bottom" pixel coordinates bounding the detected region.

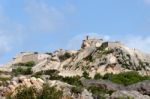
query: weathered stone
[
  {"left": 18, "top": 76, "right": 26, "bottom": 83},
  {"left": 37, "top": 78, "right": 44, "bottom": 84},
  {"left": 127, "top": 80, "right": 150, "bottom": 96},
  {"left": 111, "top": 90, "right": 150, "bottom": 99},
  {"left": 81, "top": 89, "right": 93, "bottom": 99}
]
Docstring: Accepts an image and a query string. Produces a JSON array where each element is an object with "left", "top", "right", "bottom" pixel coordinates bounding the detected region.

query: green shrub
[
  {"left": 0, "top": 77, "right": 10, "bottom": 81},
  {"left": 103, "top": 73, "right": 113, "bottom": 80},
  {"left": 94, "top": 73, "right": 102, "bottom": 80},
  {"left": 32, "top": 71, "right": 43, "bottom": 78},
  {"left": 71, "top": 86, "right": 83, "bottom": 94},
  {"left": 8, "top": 84, "right": 63, "bottom": 99},
  {"left": 82, "top": 71, "right": 91, "bottom": 79},
  {"left": 59, "top": 52, "right": 71, "bottom": 61},
  {"left": 38, "top": 84, "right": 63, "bottom": 99},
  {"left": 88, "top": 86, "right": 113, "bottom": 99},
  {"left": 103, "top": 71, "right": 150, "bottom": 86},
  {"left": 24, "top": 61, "right": 35, "bottom": 67},
  {"left": 14, "top": 61, "right": 35, "bottom": 67},
  {"left": 84, "top": 54, "right": 93, "bottom": 62},
  {"left": 32, "top": 69, "right": 62, "bottom": 80},
  {"left": 14, "top": 86, "right": 36, "bottom": 99},
  {"left": 61, "top": 76, "right": 83, "bottom": 87},
  {"left": 44, "top": 69, "right": 59, "bottom": 76},
  {"left": 12, "top": 67, "right": 33, "bottom": 76},
  {"left": 97, "top": 42, "right": 108, "bottom": 51}
]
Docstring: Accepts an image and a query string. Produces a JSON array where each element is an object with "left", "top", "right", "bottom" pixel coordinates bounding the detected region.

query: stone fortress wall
[{"left": 81, "top": 36, "right": 122, "bottom": 49}]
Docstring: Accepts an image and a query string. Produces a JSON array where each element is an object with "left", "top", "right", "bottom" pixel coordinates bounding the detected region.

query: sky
[{"left": 0, "top": 0, "right": 150, "bottom": 64}]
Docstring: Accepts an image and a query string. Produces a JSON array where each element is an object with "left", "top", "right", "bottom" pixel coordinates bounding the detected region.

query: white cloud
[{"left": 25, "top": 0, "right": 66, "bottom": 33}]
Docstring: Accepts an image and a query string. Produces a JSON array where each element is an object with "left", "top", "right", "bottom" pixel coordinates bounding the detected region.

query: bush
[
  {"left": 32, "top": 71, "right": 43, "bottom": 78},
  {"left": 71, "top": 86, "right": 83, "bottom": 94},
  {"left": 32, "top": 69, "right": 62, "bottom": 80},
  {"left": 61, "top": 76, "right": 83, "bottom": 87},
  {"left": 0, "top": 77, "right": 10, "bottom": 81},
  {"left": 59, "top": 52, "right": 71, "bottom": 61},
  {"left": 94, "top": 73, "right": 102, "bottom": 80},
  {"left": 25, "top": 61, "right": 35, "bottom": 67},
  {"left": 84, "top": 54, "right": 93, "bottom": 62},
  {"left": 97, "top": 42, "right": 108, "bottom": 51},
  {"left": 8, "top": 84, "right": 63, "bottom": 99},
  {"left": 14, "top": 61, "right": 35, "bottom": 67},
  {"left": 14, "top": 86, "right": 37, "bottom": 99},
  {"left": 38, "top": 84, "right": 63, "bottom": 99},
  {"left": 82, "top": 71, "right": 91, "bottom": 79},
  {"left": 103, "top": 71, "right": 150, "bottom": 86},
  {"left": 103, "top": 73, "right": 113, "bottom": 80},
  {"left": 12, "top": 67, "right": 33, "bottom": 76},
  {"left": 88, "top": 86, "right": 113, "bottom": 99}
]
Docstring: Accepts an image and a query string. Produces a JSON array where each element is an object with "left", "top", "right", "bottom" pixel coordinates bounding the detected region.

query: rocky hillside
[{"left": 1, "top": 36, "right": 150, "bottom": 99}]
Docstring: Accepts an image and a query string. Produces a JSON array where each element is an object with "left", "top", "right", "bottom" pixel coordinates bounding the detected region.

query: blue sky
[{"left": 0, "top": 0, "right": 150, "bottom": 64}]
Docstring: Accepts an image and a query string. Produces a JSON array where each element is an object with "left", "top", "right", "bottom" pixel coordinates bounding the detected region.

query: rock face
[
  {"left": 82, "top": 79, "right": 150, "bottom": 98},
  {"left": 0, "top": 76, "right": 44, "bottom": 97},
  {"left": 1, "top": 36, "right": 150, "bottom": 76},
  {"left": 127, "top": 80, "right": 150, "bottom": 95},
  {"left": 110, "top": 90, "right": 150, "bottom": 99},
  {"left": 82, "top": 79, "right": 125, "bottom": 91},
  {"left": 55, "top": 36, "right": 150, "bottom": 76}
]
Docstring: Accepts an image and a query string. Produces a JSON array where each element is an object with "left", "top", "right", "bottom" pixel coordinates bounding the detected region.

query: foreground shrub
[
  {"left": 7, "top": 84, "right": 63, "bottom": 99},
  {"left": 38, "top": 84, "right": 63, "bottom": 99},
  {"left": 13, "top": 86, "right": 37, "bottom": 99}
]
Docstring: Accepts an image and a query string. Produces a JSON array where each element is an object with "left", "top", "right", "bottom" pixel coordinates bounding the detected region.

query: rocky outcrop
[
  {"left": 0, "top": 76, "right": 44, "bottom": 97},
  {"left": 127, "top": 80, "right": 150, "bottom": 95},
  {"left": 82, "top": 79, "right": 125, "bottom": 91},
  {"left": 110, "top": 90, "right": 150, "bottom": 99},
  {"left": 82, "top": 79, "right": 150, "bottom": 98}
]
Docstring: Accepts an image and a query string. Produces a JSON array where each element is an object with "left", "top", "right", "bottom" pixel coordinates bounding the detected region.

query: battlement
[{"left": 81, "top": 36, "right": 104, "bottom": 49}]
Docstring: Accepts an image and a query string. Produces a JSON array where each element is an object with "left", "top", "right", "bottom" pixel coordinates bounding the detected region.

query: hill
[{"left": 1, "top": 36, "right": 150, "bottom": 99}]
